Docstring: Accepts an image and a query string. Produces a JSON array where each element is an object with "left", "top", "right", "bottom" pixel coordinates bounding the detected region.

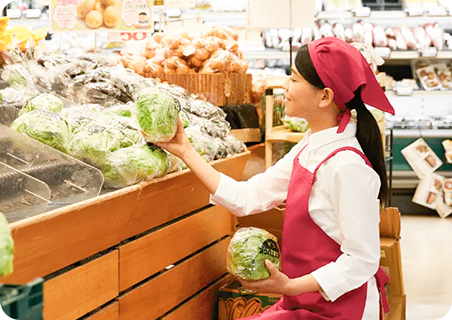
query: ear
[{"left": 318, "top": 88, "right": 334, "bottom": 109}]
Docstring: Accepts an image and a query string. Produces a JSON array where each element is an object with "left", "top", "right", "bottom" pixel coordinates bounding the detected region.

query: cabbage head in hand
[
  {"left": 136, "top": 88, "right": 179, "bottom": 143},
  {"left": 227, "top": 227, "right": 281, "bottom": 281}
]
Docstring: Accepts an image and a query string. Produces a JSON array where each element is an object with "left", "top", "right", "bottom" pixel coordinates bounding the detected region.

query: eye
[{"left": 290, "top": 77, "right": 296, "bottom": 82}]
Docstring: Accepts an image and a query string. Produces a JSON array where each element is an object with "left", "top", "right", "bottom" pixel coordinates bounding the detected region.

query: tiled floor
[{"left": 401, "top": 215, "right": 452, "bottom": 320}]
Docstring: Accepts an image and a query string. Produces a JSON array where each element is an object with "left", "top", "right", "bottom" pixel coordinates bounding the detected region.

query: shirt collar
[{"left": 307, "top": 123, "right": 357, "bottom": 151}]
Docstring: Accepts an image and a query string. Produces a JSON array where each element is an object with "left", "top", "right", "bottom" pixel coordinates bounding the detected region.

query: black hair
[
  {"left": 294, "top": 45, "right": 388, "bottom": 206},
  {"left": 139, "top": 12, "right": 147, "bottom": 16}
]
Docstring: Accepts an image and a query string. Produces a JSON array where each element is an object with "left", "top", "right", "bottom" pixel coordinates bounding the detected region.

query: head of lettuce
[
  {"left": 136, "top": 87, "right": 180, "bottom": 143},
  {"left": 227, "top": 227, "right": 281, "bottom": 281},
  {"left": 0, "top": 212, "right": 14, "bottom": 277}
]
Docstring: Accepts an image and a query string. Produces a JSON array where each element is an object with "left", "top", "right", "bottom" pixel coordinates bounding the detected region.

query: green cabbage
[
  {"left": 102, "top": 144, "right": 169, "bottom": 188},
  {"left": 19, "top": 94, "right": 64, "bottom": 116},
  {"left": 282, "top": 116, "right": 310, "bottom": 133},
  {"left": 67, "top": 125, "right": 121, "bottom": 168},
  {"left": 11, "top": 110, "right": 71, "bottom": 152},
  {"left": 136, "top": 88, "right": 179, "bottom": 143},
  {"left": 227, "top": 227, "right": 281, "bottom": 281},
  {"left": 0, "top": 212, "right": 14, "bottom": 277}
]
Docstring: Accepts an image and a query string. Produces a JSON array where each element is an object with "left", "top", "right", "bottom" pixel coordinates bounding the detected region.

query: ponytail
[{"left": 345, "top": 88, "right": 387, "bottom": 206}]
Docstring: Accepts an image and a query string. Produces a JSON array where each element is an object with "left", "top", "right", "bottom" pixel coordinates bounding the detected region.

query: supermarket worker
[{"left": 157, "top": 37, "right": 395, "bottom": 320}]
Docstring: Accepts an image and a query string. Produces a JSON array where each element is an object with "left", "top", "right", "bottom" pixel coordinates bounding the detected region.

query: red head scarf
[{"left": 307, "top": 37, "right": 395, "bottom": 133}]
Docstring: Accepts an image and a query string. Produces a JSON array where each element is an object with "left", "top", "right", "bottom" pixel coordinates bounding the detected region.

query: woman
[{"left": 157, "top": 37, "right": 394, "bottom": 320}]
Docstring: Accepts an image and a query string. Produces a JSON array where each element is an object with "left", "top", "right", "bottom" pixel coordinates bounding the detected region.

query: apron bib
[{"left": 242, "top": 146, "right": 389, "bottom": 320}]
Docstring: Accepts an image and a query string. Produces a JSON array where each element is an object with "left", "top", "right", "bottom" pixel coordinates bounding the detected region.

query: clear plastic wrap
[
  {"left": 166, "top": 152, "right": 186, "bottom": 173},
  {"left": 227, "top": 227, "right": 281, "bottom": 281},
  {"left": 393, "top": 28, "right": 408, "bottom": 51},
  {"left": 425, "top": 23, "right": 444, "bottom": 50},
  {"left": 102, "top": 143, "right": 169, "bottom": 188},
  {"left": 372, "top": 26, "right": 388, "bottom": 48},
  {"left": 187, "top": 99, "right": 227, "bottom": 123},
  {"left": 19, "top": 93, "right": 64, "bottom": 116},
  {"left": 0, "top": 212, "right": 14, "bottom": 276},
  {"left": 199, "top": 49, "right": 233, "bottom": 74},
  {"left": 333, "top": 23, "right": 345, "bottom": 41},
  {"left": 11, "top": 110, "right": 71, "bottom": 153},
  {"left": 186, "top": 126, "right": 219, "bottom": 162},
  {"left": 282, "top": 116, "right": 310, "bottom": 133},
  {"left": 136, "top": 87, "right": 180, "bottom": 143},
  {"left": 67, "top": 125, "right": 121, "bottom": 168},
  {"left": 224, "top": 134, "right": 246, "bottom": 154},
  {"left": 401, "top": 27, "right": 418, "bottom": 50},
  {"left": 189, "top": 114, "right": 230, "bottom": 140}
]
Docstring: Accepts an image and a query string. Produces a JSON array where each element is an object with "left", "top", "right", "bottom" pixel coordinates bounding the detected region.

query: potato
[
  {"left": 176, "top": 65, "right": 189, "bottom": 74},
  {"left": 194, "top": 48, "right": 210, "bottom": 61},
  {"left": 103, "top": 5, "right": 120, "bottom": 28},
  {"left": 153, "top": 33, "right": 164, "bottom": 43},
  {"left": 77, "top": 0, "right": 96, "bottom": 19},
  {"left": 164, "top": 49, "right": 176, "bottom": 59},
  {"left": 101, "top": 0, "right": 118, "bottom": 7},
  {"left": 145, "top": 47, "right": 155, "bottom": 59},
  {"left": 94, "top": 2, "right": 105, "bottom": 12},
  {"left": 190, "top": 56, "right": 203, "bottom": 67},
  {"left": 85, "top": 10, "right": 103, "bottom": 29}
]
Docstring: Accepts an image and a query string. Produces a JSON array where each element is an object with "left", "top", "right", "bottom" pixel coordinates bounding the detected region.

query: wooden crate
[{"left": 156, "top": 73, "right": 252, "bottom": 106}]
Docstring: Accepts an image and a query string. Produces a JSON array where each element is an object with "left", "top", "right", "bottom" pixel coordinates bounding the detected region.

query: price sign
[
  {"left": 422, "top": 47, "right": 438, "bottom": 58},
  {"left": 108, "top": 32, "right": 150, "bottom": 41},
  {"left": 355, "top": 7, "right": 371, "bottom": 17},
  {"left": 375, "top": 47, "right": 391, "bottom": 58},
  {"left": 407, "top": 7, "right": 424, "bottom": 16}
]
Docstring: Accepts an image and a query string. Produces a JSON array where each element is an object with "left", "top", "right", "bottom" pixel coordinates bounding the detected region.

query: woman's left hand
[{"left": 238, "top": 260, "right": 294, "bottom": 296}]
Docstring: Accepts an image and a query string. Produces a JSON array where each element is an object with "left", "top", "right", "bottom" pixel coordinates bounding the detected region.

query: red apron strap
[
  {"left": 313, "top": 147, "right": 373, "bottom": 175},
  {"left": 293, "top": 143, "right": 309, "bottom": 164},
  {"left": 375, "top": 267, "right": 390, "bottom": 320}
]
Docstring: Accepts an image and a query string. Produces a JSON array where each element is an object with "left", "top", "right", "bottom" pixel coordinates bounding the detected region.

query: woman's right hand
[{"left": 155, "top": 118, "right": 193, "bottom": 160}]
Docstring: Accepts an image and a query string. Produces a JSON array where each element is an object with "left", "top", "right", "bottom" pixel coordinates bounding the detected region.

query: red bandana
[{"left": 308, "top": 37, "right": 395, "bottom": 133}]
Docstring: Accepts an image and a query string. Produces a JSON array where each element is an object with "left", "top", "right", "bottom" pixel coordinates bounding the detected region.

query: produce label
[{"left": 51, "top": 0, "right": 153, "bottom": 32}]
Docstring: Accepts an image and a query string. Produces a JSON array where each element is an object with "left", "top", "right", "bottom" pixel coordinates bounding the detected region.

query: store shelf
[
  {"left": 385, "top": 90, "right": 452, "bottom": 97},
  {"left": 266, "top": 126, "right": 304, "bottom": 143},
  {"left": 315, "top": 10, "right": 452, "bottom": 20}
]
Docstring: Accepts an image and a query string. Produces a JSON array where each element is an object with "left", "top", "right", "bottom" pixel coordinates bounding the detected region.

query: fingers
[{"left": 265, "top": 259, "right": 278, "bottom": 277}]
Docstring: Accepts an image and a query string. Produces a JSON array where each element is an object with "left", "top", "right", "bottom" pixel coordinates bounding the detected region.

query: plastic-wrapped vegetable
[
  {"left": 103, "top": 102, "right": 136, "bottom": 118},
  {"left": 188, "top": 99, "right": 227, "bottom": 123},
  {"left": 67, "top": 125, "right": 121, "bottom": 167},
  {"left": 107, "top": 116, "right": 145, "bottom": 147},
  {"left": 0, "top": 212, "right": 14, "bottom": 277},
  {"left": 19, "top": 93, "right": 64, "bottom": 116},
  {"left": 282, "top": 116, "right": 310, "bottom": 133},
  {"left": 224, "top": 134, "right": 246, "bottom": 154},
  {"left": 166, "top": 152, "right": 186, "bottom": 173},
  {"left": 179, "top": 111, "right": 190, "bottom": 128},
  {"left": 102, "top": 144, "right": 169, "bottom": 188},
  {"left": 62, "top": 104, "right": 104, "bottom": 131},
  {"left": 137, "top": 87, "right": 180, "bottom": 143},
  {"left": 11, "top": 110, "right": 71, "bottom": 152},
  {"left": 186, "top": 126, "right": 219, "bottom": 161},
  {"left": 227, "top": 227, "right": 281, "bottom": 281}
]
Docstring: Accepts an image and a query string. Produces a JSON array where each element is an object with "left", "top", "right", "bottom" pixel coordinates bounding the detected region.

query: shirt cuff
[
  {"left": 210, "top": 173, "right": 239, "bottom": 213},
  {"left": 311, "top": 263, "right": 349, "bottom": 302}
]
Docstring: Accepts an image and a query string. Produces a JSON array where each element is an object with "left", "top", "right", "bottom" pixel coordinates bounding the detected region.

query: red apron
[{"left": 243, "top": 146, "right": 389, "bottom": 320}]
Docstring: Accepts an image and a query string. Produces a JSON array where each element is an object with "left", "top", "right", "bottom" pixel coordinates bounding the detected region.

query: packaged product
[{"left": 416, "top": 66, "right": 442, "bottom": 90}]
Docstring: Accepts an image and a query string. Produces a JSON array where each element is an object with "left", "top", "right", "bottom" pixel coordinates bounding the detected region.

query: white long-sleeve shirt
[{"left": 211, "top": 123, "right": 381, "bottom": 320}]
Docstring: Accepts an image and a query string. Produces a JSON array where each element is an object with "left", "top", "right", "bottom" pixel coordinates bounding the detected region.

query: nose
[{"left": 283, "top": 78, "right": 290, "bottom": 91}]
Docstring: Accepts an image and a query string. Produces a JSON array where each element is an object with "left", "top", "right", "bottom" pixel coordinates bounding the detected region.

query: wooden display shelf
[
  {"left": 266, "top": 126, "right": 305, "bottom": 144},
  {"left": 2, "top": 151, "right": 250, "bottom": 285},
  {"left": 0, "top": 151, "right": 250, "bottom": 320}
]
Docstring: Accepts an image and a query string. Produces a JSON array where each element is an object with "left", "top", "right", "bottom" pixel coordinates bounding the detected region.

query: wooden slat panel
[
  {"left": 161, "top": 275, "right": 234, "bottom": 320},
  {"left": 119, "top": 239, "right": 229, "bottom": 320},
  {"left": 44, "top": 251, "right": 119, "bottom": 320},
  {"left": 3, "top": 187, "right": 140, "bottom": 284},
  {"left": 238, "top": 208, "right": 284, "bottom": 245},
  {"left": 123, "top": 152, "right": 250, "bottom": 239},
  {"left": 85, "top": 302, "right": 119, "bottom": 320},
  {"left": 120, "top": 206, "right": 233, "bottom": 291}
]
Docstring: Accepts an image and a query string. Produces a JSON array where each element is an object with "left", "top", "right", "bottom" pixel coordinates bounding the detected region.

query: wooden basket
[{"left": 155, "top": 73, "right": 252, "bottom": 106}]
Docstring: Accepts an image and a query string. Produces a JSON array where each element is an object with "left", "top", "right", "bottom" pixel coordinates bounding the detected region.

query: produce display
[
  {"left": 263, "top": 22, "right": 450, "bottom": 52},
  {"left": 282, "top": 116, "right": 310, "bottom": 133},
  {"left": 0, "top": 211, "right": 14, "bottom": 277},
  {"left": 0, "top": 17, "right": 47, "bottom": 53},
  {"left": 227, "top": 227, "right": 281, "bottom": 281},
  {"left": 0, "top": 53, "right": 246, "bottom": 189},
  {"left": 120, "top": 26, "right": 249, "bottom": 77}
]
